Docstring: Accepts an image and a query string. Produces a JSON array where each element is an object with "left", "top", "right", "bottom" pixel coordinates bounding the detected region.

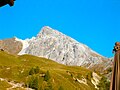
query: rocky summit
[
  {"left": 0, "top": 26, "right": 113, "bottom": 78},
  {"left": 17, "top": 26, "right": 111, "bottom": 69},
  {"left": 17, "top": 26, "right": 106, "bottom": 66}
]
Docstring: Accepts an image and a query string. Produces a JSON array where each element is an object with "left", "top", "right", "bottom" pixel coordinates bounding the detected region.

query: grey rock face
[{"left": 20, "top": 26, "right": 108, "bottom": 67}]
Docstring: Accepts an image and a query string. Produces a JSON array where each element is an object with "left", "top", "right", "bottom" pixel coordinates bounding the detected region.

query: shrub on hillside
[
  {"left": 29, "top": 67, "right": 35, "bottom": 75},
  {"left": 86, "top": 72, "right": 92, "bottom": 80},
  {"left": 106, "top": 68, "right": 112, "bottom": 73},
  {"left": 34, "top": 66, "right": 40, "bottom": 74},
  {"left": 28, "top": 76, "right": 39, "bottom": 90},
  {"left": 29, "top": 66, "right": 40, "bottom": 75},
  {"left": 44, "top": 71, "right": 50, "bottom": 81},
  {"left": 97, "top": 76, "right": 110, "bottom": 90}
]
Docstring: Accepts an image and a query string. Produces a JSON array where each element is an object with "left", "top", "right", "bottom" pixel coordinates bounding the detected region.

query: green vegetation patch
[{"left": 0, "top": 51, "right": 109, "bottom": 90}]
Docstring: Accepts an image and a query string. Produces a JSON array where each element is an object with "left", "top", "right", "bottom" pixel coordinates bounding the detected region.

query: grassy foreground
[{"left": 0, "top": 51, "right": 108, "bottom": 90}]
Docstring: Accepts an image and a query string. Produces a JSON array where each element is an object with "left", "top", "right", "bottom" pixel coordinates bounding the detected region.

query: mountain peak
[
  {"left": 20, "top": 26, "right": 107, "bottom": 67},
  {"left": 42, "top": 26, "right": 53, "bottom": 30},
  {"left": 37, "top": 26, "right": 61, "bottom": 38}
]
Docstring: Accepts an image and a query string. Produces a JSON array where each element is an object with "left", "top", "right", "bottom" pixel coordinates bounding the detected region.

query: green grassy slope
[{"left": 0, "top": 51, "right": 106, "bottom": 90}]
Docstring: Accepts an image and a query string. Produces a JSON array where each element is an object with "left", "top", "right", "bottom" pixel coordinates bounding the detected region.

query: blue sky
[{"left": 0, "top": 0, "right": 120, "bottom": 57}]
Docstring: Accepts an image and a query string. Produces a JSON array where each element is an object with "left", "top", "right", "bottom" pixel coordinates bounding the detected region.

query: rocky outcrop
[
  {"left": 0, "top": 38, "right": 22, "bottom": 54},
  {"left": 18, "top": 26, "right": 108, "bottom": 68}
]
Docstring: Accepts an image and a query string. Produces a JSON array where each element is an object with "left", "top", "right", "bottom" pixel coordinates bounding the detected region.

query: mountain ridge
[
  {"left": 0, "top": 26, "right": 113, "bottom": 80},
  {"left": 19, "top": 26, "right": 107, "bottom": 66}
]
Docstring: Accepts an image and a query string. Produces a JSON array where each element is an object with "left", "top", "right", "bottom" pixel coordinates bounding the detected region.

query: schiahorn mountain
[
  {"left": 0, "top": 26, "right": 113, "bottom": 79},
  {"left": 0, "top": 26, "right": 112, "bottom": 89}
]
